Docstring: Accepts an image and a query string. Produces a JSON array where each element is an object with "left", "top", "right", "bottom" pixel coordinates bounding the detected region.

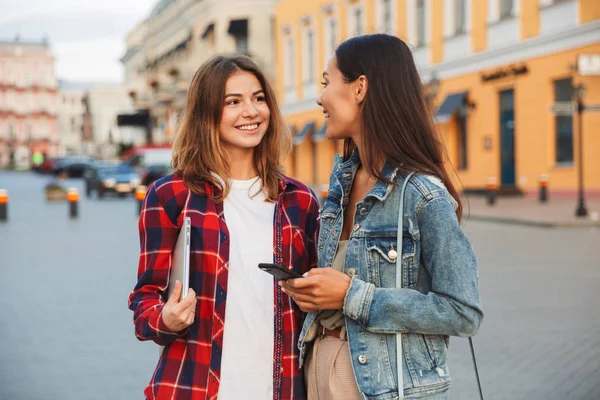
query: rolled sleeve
[{"left": 343, "top": 276, "right": 375, "bottom": 327}]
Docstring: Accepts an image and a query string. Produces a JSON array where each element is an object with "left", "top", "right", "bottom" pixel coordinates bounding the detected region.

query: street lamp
[
  {"left": 574, "top": 83, "right": 588, "bottom": 217},
  {"left": 425, "top": 72, "right": 440, "bottom": 109}
]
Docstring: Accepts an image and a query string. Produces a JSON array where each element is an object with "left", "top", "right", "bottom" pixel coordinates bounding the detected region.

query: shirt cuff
[
  {"left": 343, "top": 277, "right": 375, "bottom": 327},
  {"left": 153, "top": 307, "right": 189, "bottom": 343}
]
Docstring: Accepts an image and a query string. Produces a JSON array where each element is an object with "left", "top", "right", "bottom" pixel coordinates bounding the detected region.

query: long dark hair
[{"left": 335, "top": 34, "right": 462, "bottom": 220}]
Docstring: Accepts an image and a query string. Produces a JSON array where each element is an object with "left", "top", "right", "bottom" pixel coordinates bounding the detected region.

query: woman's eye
[
  {"left": 254, "top": 96, "right": 266, "bottom": 102},
  {"left": 226, "top": 99, "right": 239, "bottom": 106}
]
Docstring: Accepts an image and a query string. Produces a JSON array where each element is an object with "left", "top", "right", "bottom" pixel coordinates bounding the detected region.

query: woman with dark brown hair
[
  {"left": 128, "top": 55, "right": 319, "bottom": 400},
  {"left": 281, "top": 34, "right": 483, "bottom": 399}
]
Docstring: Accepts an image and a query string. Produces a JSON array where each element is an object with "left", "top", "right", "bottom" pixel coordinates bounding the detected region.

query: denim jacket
[{"left": 298, "top": 152, "right": 483, "bottom": 399}]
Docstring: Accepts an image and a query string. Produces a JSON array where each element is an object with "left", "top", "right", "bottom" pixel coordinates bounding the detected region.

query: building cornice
[{"left": 422, "top": 20, "right": 600, "bottom": 81}]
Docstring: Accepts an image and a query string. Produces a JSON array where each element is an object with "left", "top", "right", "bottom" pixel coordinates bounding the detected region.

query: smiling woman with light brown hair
[
  {"left": 128, "top": 55, "right": 319, "bottom": 400},
  {"left": 171, "top": 55, "right": 291, "bottom": 202}
]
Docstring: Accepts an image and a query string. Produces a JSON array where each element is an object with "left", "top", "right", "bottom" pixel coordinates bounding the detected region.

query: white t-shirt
[{"left": 219, "top": 177, "right": 275, "bottom": 400}]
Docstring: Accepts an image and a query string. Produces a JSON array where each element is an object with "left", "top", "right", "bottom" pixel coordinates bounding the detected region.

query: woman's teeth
[{"left": 237, "top": 124, "right": 258, "bottom": 131}]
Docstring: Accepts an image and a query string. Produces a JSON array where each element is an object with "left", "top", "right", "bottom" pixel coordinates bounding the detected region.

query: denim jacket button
[
  {"left": 358, "top": 355, "right": 367, "bottom": 364},
  {"left": 352, "top": 223, "right": 360, "bottom": 232},
  {"left": 388, "top": 249, "right": 398, "bottom": 260},
  {"left": 359, "top": 208, "right": 368, "bottom": 216},
  {"left": 347, "top": 268, "right": 356, "bottom": 277}
]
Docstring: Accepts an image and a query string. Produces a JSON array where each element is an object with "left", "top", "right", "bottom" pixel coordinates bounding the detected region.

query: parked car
[
  {"left": 84, "top": 162, "right": 141, "bottom": 198},
  {"left": 125, "top": 148, "right": 172, "bottom": 187},
  {"left": 52, "top": 155, "right": 95, "bottom": 178},
  {"left": 38, "top": 157, "right": 63, "bottom": 174},
  {"left": 141, "top": 163, "right": 172, "bottom": 186}
]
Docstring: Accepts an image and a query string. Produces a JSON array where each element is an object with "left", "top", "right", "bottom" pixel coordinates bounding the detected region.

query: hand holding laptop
[{"left": 161, "top": 280, "right": 197, "bottom": 332}]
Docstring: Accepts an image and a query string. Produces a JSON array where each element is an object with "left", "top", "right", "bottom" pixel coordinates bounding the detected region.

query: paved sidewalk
[{"left": 463, "top": 195, "right": 600, "bottom": 228}]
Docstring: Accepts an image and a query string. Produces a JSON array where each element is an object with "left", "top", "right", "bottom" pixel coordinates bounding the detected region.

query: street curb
[{"left": 465, "top": 214, "right": 600, "bottom": 229}]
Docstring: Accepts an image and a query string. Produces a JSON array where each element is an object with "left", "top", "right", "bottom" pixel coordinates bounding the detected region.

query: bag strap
[
  {"left": 395, "top": 172, "right": 415, "bottom": 399},
  {"left": 470, "top": 337, "right": 484, "bottom": 400},
  {"left": 395, "top": 172, "right": 484, "bottom": 400}
]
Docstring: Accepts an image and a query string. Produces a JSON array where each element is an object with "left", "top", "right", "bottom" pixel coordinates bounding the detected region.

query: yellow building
[{"left": 275, "top": 0, "right": 600, "bottom": 197}]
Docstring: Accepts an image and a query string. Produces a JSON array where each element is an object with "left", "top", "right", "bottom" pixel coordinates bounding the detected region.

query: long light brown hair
[
  {"left": 336, "top": 34, "right": 463, "bottom": 220},
  {"left": 172, "top": 55, "right": 291, "bottom": 202}
]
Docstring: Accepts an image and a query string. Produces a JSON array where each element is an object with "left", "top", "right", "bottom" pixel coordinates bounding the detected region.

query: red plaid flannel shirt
[{"left": 128, "top": 174, "right": 319, "bottom": 400}]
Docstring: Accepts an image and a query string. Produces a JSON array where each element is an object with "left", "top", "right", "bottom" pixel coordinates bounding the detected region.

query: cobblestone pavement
[{"left": 0, "top": 171, "right": 598, "bottom": 400}]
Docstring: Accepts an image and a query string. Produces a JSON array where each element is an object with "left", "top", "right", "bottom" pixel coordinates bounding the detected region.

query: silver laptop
[{"left": 168, "top": 216, "right": 191, "bottom": 301}]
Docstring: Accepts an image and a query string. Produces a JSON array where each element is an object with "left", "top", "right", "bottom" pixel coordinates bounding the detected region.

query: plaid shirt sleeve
[{"left": 128, "top": 182, "right": 187, "bottom": 345}]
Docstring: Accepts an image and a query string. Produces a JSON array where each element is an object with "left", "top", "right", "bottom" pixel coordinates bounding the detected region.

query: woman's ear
[{"left": 355, "top": 75, "right": 368, "bottom": 104}]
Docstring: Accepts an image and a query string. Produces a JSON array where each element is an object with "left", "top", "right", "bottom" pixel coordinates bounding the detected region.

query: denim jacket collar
[{"left": 335, "top": 150, "right": 401, "bottom": 203}]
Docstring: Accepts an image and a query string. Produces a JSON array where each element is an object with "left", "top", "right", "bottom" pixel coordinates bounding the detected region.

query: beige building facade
[{"left": 121, "top": 0, "right": 278, "bottom": 144}]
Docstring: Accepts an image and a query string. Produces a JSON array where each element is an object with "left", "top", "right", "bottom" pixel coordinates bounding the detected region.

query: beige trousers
[{"left": 304, "top": 328, "right": 362, "bottom": 400}]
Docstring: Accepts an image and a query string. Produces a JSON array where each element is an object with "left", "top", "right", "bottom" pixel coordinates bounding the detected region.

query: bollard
[
  {"left": 539, "top": 174, "right": 549, "bottom": 203},
  {"left": 67, "top": 188, "right": 79, "bottom": 219},
  {"left": 134, "top": 185, "right": 147, "bottom": 215},
  {"left": 0, "top": 189, "right": 7, "bottom": 222},
  {"left": 485, "top": 177, "right": 497, "bottom": 206},
  {"left": 320, "top": 189, "right": 328, "bottom": 206}
]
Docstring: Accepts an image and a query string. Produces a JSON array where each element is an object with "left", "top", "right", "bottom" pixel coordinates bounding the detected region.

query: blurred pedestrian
[
  {"left": 281, "top": 34, "right": 483, "bottom": 400},
  {"left": 128, "top": 55, "right": 319, "bottom": 400}
]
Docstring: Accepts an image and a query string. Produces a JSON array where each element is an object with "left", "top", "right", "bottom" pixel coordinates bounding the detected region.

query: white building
[
  {"left": 84, "top": 85, "right": 145, "bottom": 159},
  {"left": 57, "top": 81, "right": 88, "bottom": 155}
]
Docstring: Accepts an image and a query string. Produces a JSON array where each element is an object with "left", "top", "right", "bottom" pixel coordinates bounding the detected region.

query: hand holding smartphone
[{"left": 258, "top": 263, "right": 303, "bottom": 280}]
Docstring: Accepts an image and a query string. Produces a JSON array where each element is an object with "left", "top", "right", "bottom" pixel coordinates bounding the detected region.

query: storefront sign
[
  {"left": 578, "top": 54, "right": 600, "bottom": 76},
  {"left": 481, "top": 64, "right": 528, "bottom": 82}
]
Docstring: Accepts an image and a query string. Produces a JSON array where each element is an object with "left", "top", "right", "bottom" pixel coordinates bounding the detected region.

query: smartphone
[{"left": 258, "top": 263, "right": 303, "bottom": 280}]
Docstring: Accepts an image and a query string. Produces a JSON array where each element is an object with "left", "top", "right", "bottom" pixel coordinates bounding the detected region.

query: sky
[{"left": 0, "top": 0, "right": 157, "bottom": 83}]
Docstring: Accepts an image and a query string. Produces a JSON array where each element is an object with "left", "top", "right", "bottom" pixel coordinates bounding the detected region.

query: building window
[
  {"left": 355, "top": 8, "right": 363, "bottom": 35},
  {"left": 554, "top": 78, "right": 573, "bottom": 164},
  {"left": 376, "top": 0, "right": 395, "bottom": 34},
  {"left": 383, "top": 0, "right": 393, "bottom": 33},
  {"left": 457, "top": 106, "right": 468, "bottom": 170},
  {"left": 228, "top": 19, "right": 249, "bottom": 54},
  {"left": 286, "top": 37, "right": 295, "bottom": 88},
  {"left": 455, "top": 0, "right": 467, "bottom": 34},
  {"left": 416, "top": 0, "right": 426, "bottom": 47},
  {"left": 500, "top": 0, "right": 513, "bottom": 19},
  {"left": 323, "top": 7, "right": 338, "bottom": 68},
  {"left": 283, "top": 29, "right": 296, "bottom": 94},
  {"left": 302, "top": 26, "right": 316, "bottom": 84},
  {"left": 329, "top": 18, "right": 337, "bottom": 55},
  {"left": 235, "top": 36, "right": 248, "bottom": 53},
  {"left": 347, "top": 2, "right": 365, "bottom": 37}
]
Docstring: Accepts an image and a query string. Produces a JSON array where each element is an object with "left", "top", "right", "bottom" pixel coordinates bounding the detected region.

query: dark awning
[
  {"left": 228, "top": 19, "right": 248, "bottom": 37},
  {"left": 117, "top": 110, "right": 150, "bottom": 127},
  {"left": 312, "top": 124, "right": 327, "bottom": 143},
  {"left": 434, "top": 91, "right": 467, "bottom": 123},
  {"left": 294, "top": 121, "right": 315, "bottom": 145},
  {"left": 202, "top": 23, "right": 215, "bottom": 39}
]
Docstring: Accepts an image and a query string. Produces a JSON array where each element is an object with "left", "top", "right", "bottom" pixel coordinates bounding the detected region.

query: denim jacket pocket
[
  {"left": 317, "top": 198, "right": 339, "bottom": 253},
  {"left": 366, "top": 229, "right": 418, "bottom": 289},
  {"left": 406, "top": 333, "right": 451, "bottom": 387}
]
